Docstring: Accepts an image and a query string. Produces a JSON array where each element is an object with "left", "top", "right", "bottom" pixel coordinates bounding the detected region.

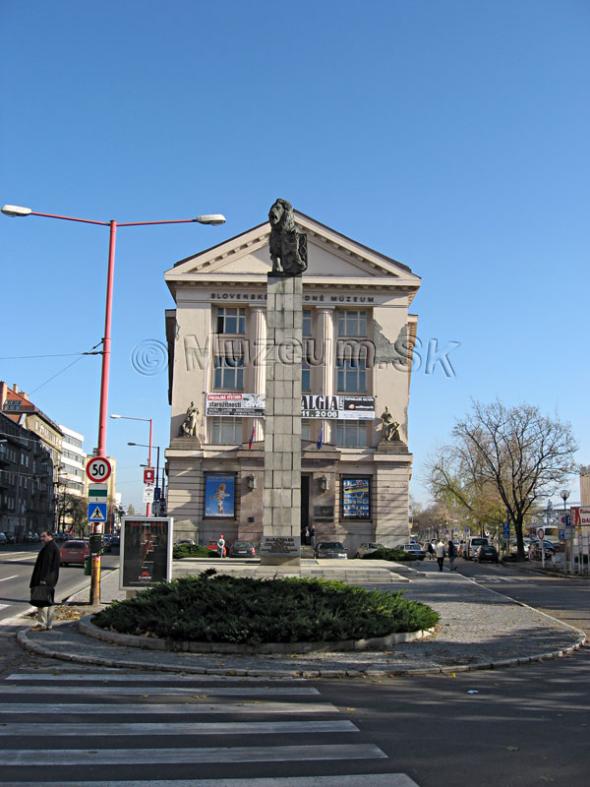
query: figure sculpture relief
[
  {"left": 179, "top": 401, "right": 198, "bottom": 438},
  {"left": 268, "top": 198, "right": 308, "bottom": 276},
  {"left": 380, "top": 406, "right": 401, "bottom": 443}
]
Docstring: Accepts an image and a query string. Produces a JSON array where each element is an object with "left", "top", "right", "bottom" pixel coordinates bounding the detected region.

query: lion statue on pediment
[{"left": 268, "top": 198, "right": 308, "bottom": 276}]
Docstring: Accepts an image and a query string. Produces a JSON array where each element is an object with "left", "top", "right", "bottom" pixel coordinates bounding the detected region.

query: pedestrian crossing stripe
[{"left": 0, "top": 671, "right": 423, "bottom": 786}]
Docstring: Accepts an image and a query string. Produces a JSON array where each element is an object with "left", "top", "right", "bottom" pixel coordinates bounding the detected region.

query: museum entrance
[{"left": 301, "top": 475, "right": 310, "bottom": 543}]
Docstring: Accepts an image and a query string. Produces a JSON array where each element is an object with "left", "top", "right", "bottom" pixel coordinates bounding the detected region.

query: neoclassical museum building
[{"left": 164, "top": 210, "right": 421, "bottom": 552}]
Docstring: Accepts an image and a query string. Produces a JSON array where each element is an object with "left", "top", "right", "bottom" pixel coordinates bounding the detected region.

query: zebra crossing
[{"left": 0, "top": 670, "right": 420, "bottom": 786}]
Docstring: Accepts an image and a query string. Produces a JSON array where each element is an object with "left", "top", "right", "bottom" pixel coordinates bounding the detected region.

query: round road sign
[
  {"left": 537, "top": 528, "right": 545, "bottom": 540},
  {"left": 86, "top": 456, "right": 112, "bottom": 483}
]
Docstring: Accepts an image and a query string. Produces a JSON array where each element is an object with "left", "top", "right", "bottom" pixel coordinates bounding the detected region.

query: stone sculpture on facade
[
  {"left": 179, "top": 401, "right": 198, "bottom": 438},
  {"left": 268, "top": 198, "right": 308, "bottom": 276},
  {"left": 379, "top": 406, "right": 401, "bottom": 443}
]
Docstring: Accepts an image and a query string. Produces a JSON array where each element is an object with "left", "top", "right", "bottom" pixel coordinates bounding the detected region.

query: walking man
[
  {"left": 435, "top": 539, "right": 446, "bottom": 572},
  {"left": 448, "top": 539, "right": 457, "bottom": 571},
  {"left": 29, "top": 531, "right": 60, "bottom": 630}
]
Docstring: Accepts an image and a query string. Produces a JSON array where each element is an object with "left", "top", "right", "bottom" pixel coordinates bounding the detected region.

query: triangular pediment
[{"left": 165, "top": 211, "right": 420, "bottom": 290}]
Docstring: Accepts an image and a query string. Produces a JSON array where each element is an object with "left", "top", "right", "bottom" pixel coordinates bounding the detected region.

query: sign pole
[
  {"left": 86, "top": 458, "right": 112, "bottom": 605},
  {"left": 538, "top": 527, "right": 545, "bottom": 570}
]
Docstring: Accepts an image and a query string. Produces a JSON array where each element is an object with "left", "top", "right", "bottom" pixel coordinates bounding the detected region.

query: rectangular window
[
  {"left": 203, "top": 472, "right": 237, "bottom": 519},
  {"left": 302, "top": 360, "right": 311, "bottom": 393},
  {"left": 336, "top": 357, "right": 367, "bottom": 393},
  {"left": 214, "top": 355, "right": 244, "bottom": 391},
  {"left": 209, "top": 417, "right": 242, "bottom": 445},
  {"left": 341, "top": 476, "right": 371, "bottom": 520},
  {"left": 337, "top": 310, "right": 367, "bottom": 338},
  {"left": 301, "top": 419, "right": 312, "bottom": 441},
  {"left": 216, "top": 307, "right": 246, "bottom": 335},
  {"left": 335, "top": 420, "right": 368, "bottom": 449},
  {"left": 303, "top": 310, "right": 312, "bottom": 338}
]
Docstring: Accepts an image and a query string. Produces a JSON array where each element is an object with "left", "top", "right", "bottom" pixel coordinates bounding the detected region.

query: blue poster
[
  {"left": 204, "top": 473, "right": 236, "bottom": 518},
  {"left": 342, "top": 477, "right": 370, "bottom": 519}
]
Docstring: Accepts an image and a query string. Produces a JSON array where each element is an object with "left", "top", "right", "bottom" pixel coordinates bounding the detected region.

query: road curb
[
  {"left": 16, "top": 619, "right": 586, "bottom": 679},
  {"left": 78, "top": 615, "right": 436, "bottom": 654}
]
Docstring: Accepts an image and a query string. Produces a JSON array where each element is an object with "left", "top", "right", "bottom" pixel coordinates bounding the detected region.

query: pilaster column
[
  {"left": 318, "top": 308, "right": 335, "bottom": 444},
  {"left": 252, "top": 307, "right": 266, "bottom": 441}
]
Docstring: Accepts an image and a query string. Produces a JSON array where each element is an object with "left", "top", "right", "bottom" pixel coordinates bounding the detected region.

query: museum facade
[{"left": 164, "top": 210, "right": 421, "bottom": 552}]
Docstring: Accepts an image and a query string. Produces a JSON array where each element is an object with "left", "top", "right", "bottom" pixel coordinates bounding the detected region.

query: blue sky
[{"left": 1, "top": 0, "right": 588, "bottom": 509}]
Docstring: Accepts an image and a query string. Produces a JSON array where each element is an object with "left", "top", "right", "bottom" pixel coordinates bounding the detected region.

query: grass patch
[
  {"left": 362, "top": 547, "right": 417, "bottom": 562},
  {"left": 93, "top": 572, "right": 438, "bottom": 644}
]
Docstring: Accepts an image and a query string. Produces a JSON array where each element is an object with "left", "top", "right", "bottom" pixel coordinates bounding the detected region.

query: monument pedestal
[{"left": 260, "top": 274, "right": 302, "bottom": 566}]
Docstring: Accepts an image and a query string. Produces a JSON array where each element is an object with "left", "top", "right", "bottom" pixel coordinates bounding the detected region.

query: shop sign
[
  {"left": 301, "top": 395, "right": 375, "bottom": 420},
  {"left": 314, "top": 505, "right": 334, "bottom": 521},
  {"left": 206, "top": 393, "right": 265, "bottom": 417},
  {"left": 120, "top": 516, "right": 173, "bottom": 590},
  {"left": 206, "top": 393, "right": 375, "bottom": 420},
  {"left": 259, "top": 535, "right": 301, "bottom": 557}
]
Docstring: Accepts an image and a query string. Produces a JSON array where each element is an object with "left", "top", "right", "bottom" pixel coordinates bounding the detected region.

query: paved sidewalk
[{"left": 18, "top": 568, "right": 585, "bottom": 678}]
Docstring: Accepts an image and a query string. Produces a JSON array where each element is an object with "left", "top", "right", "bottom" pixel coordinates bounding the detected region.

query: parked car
[
  {"left": 464, "top": 536, "right": 489, "bottom": 560},
  {"left": 175, "top": 538, "right": 196, "bottom": 547},
  {"left": 354, "top": 542, "right": 384, "bottom": 558},
  {"left": 0, "top": 532, "right": 7, "bottom": 545},
  {"left": 402, "top": 543, "right": 426, "bottom": 560},
  {"left": 476, "top": 544, "right": 499, "bottom": 563},
  {"left": 6, "top": 533, "right": 16, "bottom": 544},
  {"left": 529, "top": 539, "right": 556, "bottom": 561},
  {"left": 59, "top": 539, "right": 90, "bottom": 567},
  {"left": 230, "top": 541, "right": 256, "bottom": 558},
  {"left": 315, "top": 541, "right": 348, "bottom": 559}
]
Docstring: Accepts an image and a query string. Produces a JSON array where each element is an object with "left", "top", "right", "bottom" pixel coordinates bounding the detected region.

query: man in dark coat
[{"left": 30, "top": 531, "right": 61, "bottom": 630}]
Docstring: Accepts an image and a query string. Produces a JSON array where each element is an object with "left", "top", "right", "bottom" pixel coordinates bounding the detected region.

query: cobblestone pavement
[{"left": 18, "top": 571, "right": 584, "bottom": 677}]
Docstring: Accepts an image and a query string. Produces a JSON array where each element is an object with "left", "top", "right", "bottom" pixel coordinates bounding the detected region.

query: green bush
[
  {"left": 362, "top": 547, "right": 416, "bottom": 562},
  {"left": 173, "top": 544, "right": 211, "bottom": 560},
  {"left": 94, "top": 573, "right": 438, "bottom": 644}
]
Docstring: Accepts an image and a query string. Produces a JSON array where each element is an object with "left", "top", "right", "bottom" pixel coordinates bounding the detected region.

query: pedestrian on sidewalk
[
  {"left": 448, "top": 539, "right": 457, "bottom": 571},
  {"left": 217, "top": 533, "right": 226, "bottom": 559},
  {"left": 29, "top": 531, "right": 60, "bottom": 630},
  {"left": 427, "top": 542, "right": 435, "bottom": 560},
  {"left": 435, "top": 539, "right": 446, "bottom": 572}
]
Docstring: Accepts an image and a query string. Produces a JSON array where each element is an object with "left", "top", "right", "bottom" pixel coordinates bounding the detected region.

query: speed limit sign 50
[{"left": 86, "top": 456, "right": 112, "bottom": 483}]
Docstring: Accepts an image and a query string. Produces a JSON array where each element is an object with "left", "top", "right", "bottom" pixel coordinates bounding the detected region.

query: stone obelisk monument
[{"left": 260, "top": 199, "right": 307, "bottom": 566}]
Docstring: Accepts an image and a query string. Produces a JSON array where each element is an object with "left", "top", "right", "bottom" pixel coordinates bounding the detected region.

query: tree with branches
[{"left": 428, "top": 401, "right": 577, "bottom": 559}]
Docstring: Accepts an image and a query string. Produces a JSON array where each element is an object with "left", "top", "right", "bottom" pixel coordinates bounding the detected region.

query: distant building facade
[
  {"left": 164, "top": 211, "right": 421, "bottom": 552},
  {"left": 0, "top": 411, "right": 55, "bottom": 538},
  {"left": 59, "top": 425, "right": 86, "bottom": 497}
]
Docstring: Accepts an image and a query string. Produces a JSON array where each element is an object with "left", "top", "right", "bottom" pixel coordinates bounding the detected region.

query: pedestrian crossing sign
[{"left": 87, "top": 502, "right": 107, "bottom": 522}]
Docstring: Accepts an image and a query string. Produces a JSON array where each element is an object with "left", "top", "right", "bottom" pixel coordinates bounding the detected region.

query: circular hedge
[{"left": 93, "top": 571, "right": 439, "bottom": 644}]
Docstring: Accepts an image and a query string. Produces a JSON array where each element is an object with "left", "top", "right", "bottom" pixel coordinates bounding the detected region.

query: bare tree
[
  {"left": 428, "top": 448, "right": 506, "bottom": 538},
  {"left": 431, "top": 401, "right": 577, "bottom": 559}
]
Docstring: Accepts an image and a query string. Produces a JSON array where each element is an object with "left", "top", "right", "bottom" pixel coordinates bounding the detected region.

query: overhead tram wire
[{"left": 6, "top": 340, "right": 102, "bottom": 394}]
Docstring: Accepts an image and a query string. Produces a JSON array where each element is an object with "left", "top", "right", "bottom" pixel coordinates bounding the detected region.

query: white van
[{"left": 464, "top": 536, "right": 489, "bottom": 560}]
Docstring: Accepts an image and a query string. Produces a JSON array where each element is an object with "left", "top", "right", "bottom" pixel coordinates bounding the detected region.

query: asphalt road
[
  {"left": 0, "top": 544, "right": 119, "bottom": 623},
  {"left": 0, "top": 555, "right": 588, "bottom": 786}
]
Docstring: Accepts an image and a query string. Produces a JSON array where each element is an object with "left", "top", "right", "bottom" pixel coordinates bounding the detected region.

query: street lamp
[
  {"left": 128, "top": 441, "right": 162, "bottom": 514},
  {"left": 111, "top": 414, "right": 153, "bottom": 515}
]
